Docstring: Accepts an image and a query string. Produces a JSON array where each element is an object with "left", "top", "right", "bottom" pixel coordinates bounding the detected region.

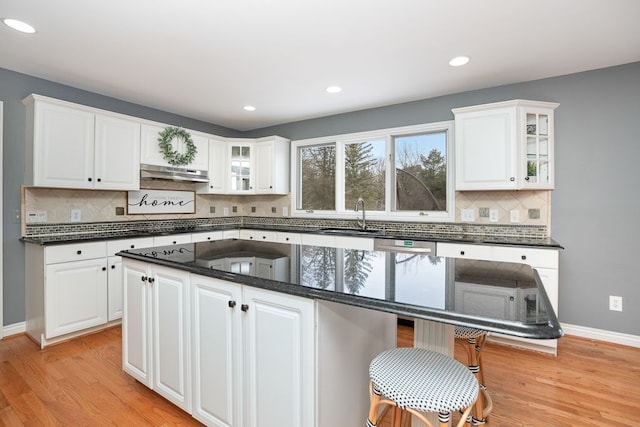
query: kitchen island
[{"left": 118, "top": 238, "right": 561, "bottom": 427}]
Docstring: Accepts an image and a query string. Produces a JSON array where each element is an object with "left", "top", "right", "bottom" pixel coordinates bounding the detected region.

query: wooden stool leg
[
  {"left": 367, "top": 382, "right": 382, "bottom": 427},
  {"left": 466, "top": 337, "right": 487, "bottom": 424}
]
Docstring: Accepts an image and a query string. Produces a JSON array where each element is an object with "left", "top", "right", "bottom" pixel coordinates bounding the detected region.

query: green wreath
[{"left": 158, "top": 127, "right": 197, "bottom": 166}]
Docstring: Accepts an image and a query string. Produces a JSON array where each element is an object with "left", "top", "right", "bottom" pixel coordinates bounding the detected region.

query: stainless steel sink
[{"left": 316, "top": 227, "right": 384, "bottom": 236}]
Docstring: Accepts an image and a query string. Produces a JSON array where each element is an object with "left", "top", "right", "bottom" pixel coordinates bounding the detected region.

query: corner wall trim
[
  {"left": 562, "top": 323, "right": 640, "bottom": 348},
  {"left": 2, "top": 322, "right": 26, "bottom": 338}
]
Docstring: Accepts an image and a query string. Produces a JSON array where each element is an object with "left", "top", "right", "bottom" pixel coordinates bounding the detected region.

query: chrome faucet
[{"left": 355, "top": 198, "right": 366, "bottom": 230}]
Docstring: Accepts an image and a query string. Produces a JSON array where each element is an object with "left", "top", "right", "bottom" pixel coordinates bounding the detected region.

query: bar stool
[
  {"left": 366, "top": 347, "right": 478, "bottom": 427},
  {"left": 454, "top": 327, "right": 493, "bottom": 425}
]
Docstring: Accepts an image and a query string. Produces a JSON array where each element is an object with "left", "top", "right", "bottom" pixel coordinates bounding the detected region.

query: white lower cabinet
[
  {"left": 191, "top": 275, "right": 314, "bottom": 427},
  {"left": 45, "top": 257, "right": 108, "bottom": 338},
  {"left": 122, "top": 260, "right": 191, "bottom": 412}
]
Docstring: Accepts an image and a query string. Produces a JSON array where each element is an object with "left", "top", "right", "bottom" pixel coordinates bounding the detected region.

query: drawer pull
[
  {"left": 111, "top": 265, "right": 116, "bottom": 269},
  {"left": 77, "top": 250, "right": 82, "bottom": 255},
  {"left": 102, "top": 267, "right": 106, "bottom": 271},
  {"left": 521, "top": 255, "right": 527, "bottom": 260},
  {"left": 241, "top": 304, "right": 249, "bottom": 312},
  {"left": 141, "top": 276, "right": 147, "bottom": 282},
  {"left": 228, "top": 300, "right": 236, "bottom": 308},
  {"left": 130, "top": 245, "right": 135, "bottom": 248},
  {"left": 460, "top": 251, "right": 465, "bottom": 255}
]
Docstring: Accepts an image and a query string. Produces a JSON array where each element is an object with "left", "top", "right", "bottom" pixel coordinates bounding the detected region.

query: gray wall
[
  {"left": 0, "top": 68, "right": 243, "bottom": 325},
  {"left": 247, "top": 62, "right": 640, "bottom": 336},
  {"left": 3, "top": 62, "right": 639, "bottom": 337}
]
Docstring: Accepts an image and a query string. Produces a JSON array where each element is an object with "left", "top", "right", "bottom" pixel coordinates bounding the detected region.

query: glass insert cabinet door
[
  {"left": 525, "top": 112, "right": 551, "bottom": 186},
  {"left": 230, "top": 144, "right": 252, "bottom": 191}
]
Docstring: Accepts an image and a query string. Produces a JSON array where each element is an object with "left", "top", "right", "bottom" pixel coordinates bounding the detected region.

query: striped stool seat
[
  {"left": 367, "top": 348, "right": 478, "bottom": 427},
  {"left": 454, "top": 327, "right": 492, "bottom": 424}
]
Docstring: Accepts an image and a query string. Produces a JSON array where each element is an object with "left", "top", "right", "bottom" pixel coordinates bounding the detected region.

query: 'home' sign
[{"left": 127, "top": 190, "right": 195, "bottom": 214}]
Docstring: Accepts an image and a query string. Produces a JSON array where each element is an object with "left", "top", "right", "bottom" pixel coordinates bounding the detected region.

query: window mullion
[
  {"left": 387, "top": 135, "right": 395, "bottom": 213},
  {"left": 335, "top": 141, "right": 345, "bottom": 213}
]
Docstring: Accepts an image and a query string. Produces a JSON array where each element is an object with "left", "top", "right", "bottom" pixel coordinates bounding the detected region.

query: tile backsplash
[{"left": 23, "top": 183, "right": 551, "bottom": 236}]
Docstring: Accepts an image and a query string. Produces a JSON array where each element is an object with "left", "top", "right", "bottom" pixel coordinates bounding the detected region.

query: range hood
[{"left": 140, "top": 164, "right": 209, "bottom": 183}]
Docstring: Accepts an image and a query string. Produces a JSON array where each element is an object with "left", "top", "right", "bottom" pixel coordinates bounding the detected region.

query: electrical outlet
[
  {"left": 282, "top": 207, "right": 289, "bottom": 217},
  {"left": 223, "top": 207, "right": 229, "bottom": 217},
  {"left": 609, "top": 296, "right": 623, "bottom": 312},
  {"left": 489, "top": 209, "right": 498, "bottom": 222},
  {"left": 510, "top": 210, "right": 520, "bottom": 223},
  {"left": 26, "top": 211, "right": 48, "bottom": 223},
  {"left": 461, "top": 208, "right": 475, "bottom": 222},
  {"left": 71, "top": 209, "right": 81, "bottom": 222}
]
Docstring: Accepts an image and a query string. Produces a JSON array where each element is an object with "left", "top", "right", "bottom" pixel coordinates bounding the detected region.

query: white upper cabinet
[
  {"left": 94, "top": 114, "right": 141, "bottom": 190},
  {"left": 453, "top": 100, "right": 558, "bottom": 191},
  {"left": 197, "top": 136, "right": 290, "bottom": 195},
  {"left": 23, "top": 94, "right": 140, "bottom": 190},
  {"left": 255, "top": 136, "right": 290, "bottom": 194},
  {"left": 140, "top": 123, "right": 209, "bottom": 170}
]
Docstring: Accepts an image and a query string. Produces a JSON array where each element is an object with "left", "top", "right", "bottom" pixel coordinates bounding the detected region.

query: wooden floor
[{"left": 1, "top": 325, "right": 639, "bottom": 427}]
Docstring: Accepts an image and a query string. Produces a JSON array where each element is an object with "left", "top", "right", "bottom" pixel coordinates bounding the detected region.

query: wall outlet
[
  {"left": 461, "top": 208, "right": 475, "bottom": 222},
  {"left": 510, "top": 209, "right": 520, "bottom": 223},
  {"left": 609, "top": 295, "right": 623, "bottom": 312},
  {"left": 223, "top": 207, "right": 229, "bottom": 217},
  {"left": 282, "top": 206, "right": 289, "bottom": 217},
  {"left": 71, "top": 209, "right": 81, "bottom": 222},
  {"left": 489, "top": 209, "right": 499, "bottom": 222}
]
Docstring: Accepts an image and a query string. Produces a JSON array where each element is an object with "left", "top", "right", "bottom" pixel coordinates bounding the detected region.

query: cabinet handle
[
  {"left": 130, "top": 245, "right": 135, "bottom": 248},
  {"left": 111, "top": 265, "right": 116, "bottom": 269},
  {"left": 77, "top": 250, "right": 82, "bottom": 255},
  {"left": 148, "top": 277, "right": 155, "bottom": 284},
  {"left": 510, "top": 177, "right": 515, "bottom": 182},
  {"left": 210, "top": 185, "right": 213, "bottom": 189},
  {"left": 141, "top": 276, "right": 147, "bottom": 282},
  {"left": 97, "top": 178, "right": 102, "bottom": 182},
  {"left": 262, "top": 236, "right": 266, "bottom": 239},
  {"left": 285, "top": 237, "right": 289, "bottom": 241},
  {"left": 269, "top": 185, "right": 272, "bottom": 189},
  {"left": 228, "top": 300, "right": 236, "bottom": 308},
  {"left": 88, "top": 177, "right": 92, "bottom": 182},
  {"left": 460, "top": 251, "right": 465, "bottom": 255},
  {"left": 521, "top": 255, "right": 527, "bottom": 260},
  {"left": 249, "top": 236, "right": 253, "bottom": 239},
  {"left": 102, "top": 267, "right": 106, "bottom": 271},
  {"left": 172, "top": 241, "right": 177, "bottom": 244},
  {"left": 241, "top": 304, "right": 249, "bottom": 312},
  {"left": 524, "top": 176, "right": 530, "bottom": 181}
]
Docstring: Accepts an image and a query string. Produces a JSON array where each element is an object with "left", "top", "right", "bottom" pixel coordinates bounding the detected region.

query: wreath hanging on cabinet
[{"left": 158, "top": 126, "right": 197, "bottom": 166}]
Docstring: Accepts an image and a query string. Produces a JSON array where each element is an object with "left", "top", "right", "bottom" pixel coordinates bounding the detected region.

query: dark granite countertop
[
  {"left": 21, "top": 223, "right": 563, "bottom": 249},
  {"left": 118, "top": 239, "right": 563, "bottom": 340}
]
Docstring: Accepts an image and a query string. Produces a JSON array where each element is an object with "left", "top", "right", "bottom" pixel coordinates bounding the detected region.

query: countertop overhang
[{"left": 118, "top": 239, "right": 563, "bottom": 340}]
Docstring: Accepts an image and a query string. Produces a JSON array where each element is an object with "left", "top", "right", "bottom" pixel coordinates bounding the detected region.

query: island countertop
[{"left": 118, "top": 238, "right": 562, "bottom": 340}]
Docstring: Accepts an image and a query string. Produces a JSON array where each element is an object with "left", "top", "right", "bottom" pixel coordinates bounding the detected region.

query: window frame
[{"left": 291, "top": 121, "right": 455, "bottom": 222}]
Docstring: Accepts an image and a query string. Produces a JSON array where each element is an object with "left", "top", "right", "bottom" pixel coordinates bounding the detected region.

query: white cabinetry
[
  {"left": 197, "top": 136, "right": 290, "bottom": 195},
  {"left": 453, "top": 100, "right": 558, "bottom": 190},
  {"left": 122, "top": 260, "right": 191, "bottom": 412},
  {"left": 196, "top": 137, "right": 228, "bottom": 194},
  {"left": 190, "top": 275, "right": 315, "bottom": 427},
  {"left": 106, "top": 237, "right": 155, "bottom": 321},
  {"left": 255, "top": 136, "right": 290, "bottom": 194},
  {"left": 140, "top": 123, "right": 209, "bottom": 170},
  {"left": 153, "top": 233, "right": 192, "bottom": 247},
  {"left": 437, "top": 242, "right": 560, "bottom": 354},
  {"left": 23, "top": 94, "right": 140, "bottom": 190},
  {"left": 25, "top": 241, "right": 109, "bottom": 347}
]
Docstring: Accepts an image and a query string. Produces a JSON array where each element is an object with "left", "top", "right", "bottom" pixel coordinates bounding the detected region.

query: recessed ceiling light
[
  {"left": 449, "top": 56, "right": 470, "bottom": 67},
  {"left": 3, "top": 18, "right": 36, "bottom": 34},
  {"left": 326, "top": 86, "right": 342, "bottom": 94},
  {"left": 243, "top": 105, "right": 256, "bottom": 111}
]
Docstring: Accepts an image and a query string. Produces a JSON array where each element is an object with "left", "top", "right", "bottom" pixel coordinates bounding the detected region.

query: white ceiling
[{"left": 1, "top": 0, "right": 639, "bottom": 131}]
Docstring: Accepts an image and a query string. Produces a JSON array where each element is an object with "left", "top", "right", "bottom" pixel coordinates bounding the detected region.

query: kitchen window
[{"left": 292, "top": 121, "right": 454, "bottom": 221}]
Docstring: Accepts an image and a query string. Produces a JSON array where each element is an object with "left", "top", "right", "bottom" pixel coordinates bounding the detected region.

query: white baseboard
[
  {"left": 562, "top": 323, "right": 640, "bottom": 348},
  {"left": 3, "top": 321, "right": 26, "bottom": 338}
]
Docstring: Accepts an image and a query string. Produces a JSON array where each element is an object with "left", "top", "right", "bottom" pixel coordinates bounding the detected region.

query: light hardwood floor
[{"left": 0, "top": 325, "right": 638, "bottom": 426}]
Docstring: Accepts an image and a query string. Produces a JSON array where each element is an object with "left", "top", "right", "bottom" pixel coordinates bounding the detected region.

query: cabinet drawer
[
  {"left": 239, "top": 229, "right": 278, "bottom": 242},
  {"left": 153, "top": 234, "right": 192, "bottom": 246},
  {"left": 276, "top": 232, "right": 301, "bottom": 244},
  {"left": 107, "top": 237, "right": 155, "bottom": 256},
  {"left": 436, "top": 243, "right": 493, "bottom": 261},
  {"left": 191, "top": 231, "right": 224, "bottom": 242},
  {"left": 45, "top": 241, "right": 107, "bottom": 264},
  {"left": 491, "top": 246, "right": 558, "bottom": 269}
]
